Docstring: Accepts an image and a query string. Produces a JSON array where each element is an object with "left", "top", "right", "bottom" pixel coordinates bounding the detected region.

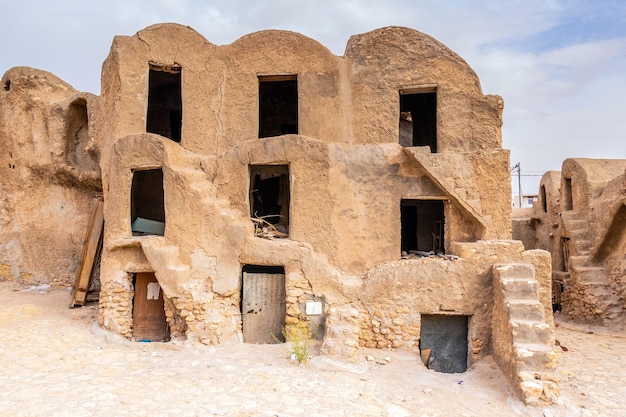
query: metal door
[{"left": 242, "top": 271, "right": 286, "bottom": 344}]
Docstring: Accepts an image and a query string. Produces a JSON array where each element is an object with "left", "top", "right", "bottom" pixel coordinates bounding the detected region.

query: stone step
[
  {"left": 514, "top": 342, "right": 556, "bottom": 370},
  {"left": 572, "top": 239, "right": 592, "bottom": 254},
  {"left": 568, "top": 255, "right": 590, "bottom": 269},
  {"left": 571, "top": 266, "right": 607, "bottom": 284},
  {"left": 501, "top": 278, "right": 540, "bottom": 300},
  {"left": 494, "top": 264, "right": 536, "bottom": 280},
  {"left": 140, "top": 242, "right": 190, "bottom": 272},
  {"left": 564, "top": 218, "right": 587, "bottom": 230},
  {"left": 510, "top": 320, "right": 552, "bottom": 345},
  {"left": 506, "top": 299, "right": 545, "bottom": 322},
  {"left": 560, "top": 210, "right": 582, "bottom": 221}
]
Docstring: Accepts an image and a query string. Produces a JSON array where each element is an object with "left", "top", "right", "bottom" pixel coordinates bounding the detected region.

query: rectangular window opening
[
  {"left": 131, "top": 168, "right": 165, "bottom": 236},
  {"left": 250, "top": 165, "right": 290, "bottom": 238},
  {"left": 563, "top": 178, "right": 573, "bottom": 211},
  {"left": 399, "top": 88, "right": 437, "bottom": 152},
  {"left": 258, "top": 75, "right": 298, "bottom": 138},
  {"left": 147, "top": 65, "right": 182, "bottom": 142},
  {"left": 401, "top": 199, "right": 445, "bottom": 254}
]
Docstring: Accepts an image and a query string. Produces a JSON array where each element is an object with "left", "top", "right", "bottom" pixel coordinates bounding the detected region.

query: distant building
[
  {"left": 513, "top": 159, "right": 626, "bottom": 327},
  {"left": 512, "top": 194, "right": 539, "bottom": 209}
]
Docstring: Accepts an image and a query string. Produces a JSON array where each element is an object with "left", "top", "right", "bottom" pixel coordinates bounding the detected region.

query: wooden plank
[
  {"left": 70, "top": 196, "right": 104, "bottom": 308},
  {"left": 242, "top": 272, "right": 286, "bottom": 344}
]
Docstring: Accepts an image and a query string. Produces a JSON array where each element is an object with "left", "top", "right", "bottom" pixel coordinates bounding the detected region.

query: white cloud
[{"left": 1, "top": 0, "right": 624, "bottom": 196}]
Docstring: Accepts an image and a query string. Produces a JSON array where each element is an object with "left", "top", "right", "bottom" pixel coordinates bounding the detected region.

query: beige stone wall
[
  {"left": 0, "top": 23, "right": 557, "bottom": 403},
  {"left": 0, "top": 67, "right": 101, "bottom": 286},
  {"left": 91, "top": 24, "right": 525, "bottom": 346}
]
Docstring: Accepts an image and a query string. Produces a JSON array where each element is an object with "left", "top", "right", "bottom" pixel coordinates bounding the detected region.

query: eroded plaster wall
[{"left": 0, "top": 67, "right": 101, "bottom": 286}]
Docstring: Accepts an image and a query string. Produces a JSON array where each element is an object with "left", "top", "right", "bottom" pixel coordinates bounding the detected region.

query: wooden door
[
  {"left": 242, "top": 271, "right": 286, "bottom": 344},
  {"left": 133, "top": 272, "right": 169, "bottom": 342}
]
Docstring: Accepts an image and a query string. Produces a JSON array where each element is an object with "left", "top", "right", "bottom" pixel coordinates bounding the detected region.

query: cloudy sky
[{"left": 2, "top": 0, "right": 625, "bottom": 198}]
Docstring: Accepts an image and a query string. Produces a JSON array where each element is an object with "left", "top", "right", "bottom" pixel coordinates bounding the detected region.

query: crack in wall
[{"left": 215, "top": 65, "right": 226, "bottom": 155}]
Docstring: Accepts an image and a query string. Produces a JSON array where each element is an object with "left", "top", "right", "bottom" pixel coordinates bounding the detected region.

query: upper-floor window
[
  {"left": 399, "top": 87, "right": 437, "bottom": 152},
  {"left": 563, "top": 178, "right": 573, "bottom": 211},
  {"left": 147, "top": 65, "right": 182, "bottom": 143},
  {"left": 258, "top": 75, "right": 298, "bottom": 138},
  {"left": 131, "top": 168, "right": 165, "bottom": 236},
  {"left": 250, "top": 164, "right": 290, "bottom": 238}
]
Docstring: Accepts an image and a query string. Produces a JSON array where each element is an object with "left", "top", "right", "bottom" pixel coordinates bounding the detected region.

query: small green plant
[{"left": 283, "top": 325, "right": 311, "bottom": 365}]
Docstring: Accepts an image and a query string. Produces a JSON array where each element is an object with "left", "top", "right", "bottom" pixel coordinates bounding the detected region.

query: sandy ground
[{"left": 0, "top": 282, "right": 625, "bottom": 417}]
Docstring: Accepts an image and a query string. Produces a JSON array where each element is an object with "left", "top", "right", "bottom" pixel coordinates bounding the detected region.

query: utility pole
[{"left": 511, "top": 162, "right": 522, "bottom": 207}]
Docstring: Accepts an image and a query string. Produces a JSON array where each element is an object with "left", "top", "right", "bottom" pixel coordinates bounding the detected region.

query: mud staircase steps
[
  {"left": 402, "top": 147, "right": 487, "bottom": 234},
  {"left": 139, "top": 239, "right": 191, "bottom": 295},
  {"left": 560, "top": 211, "right": 623, "bottom": 324},
  {"left": 492, "top": 263, "right": 558, "bottom": 405}
]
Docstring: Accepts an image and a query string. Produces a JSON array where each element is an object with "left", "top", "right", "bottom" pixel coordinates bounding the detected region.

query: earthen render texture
[
  {"left": 513, "top": 158, "right": 626, "bottom": 328},
  {"left": 0, "top": 24, "right": 558, "bottom": 404}
]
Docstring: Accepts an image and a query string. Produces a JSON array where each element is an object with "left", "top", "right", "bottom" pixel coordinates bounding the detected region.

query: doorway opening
[
  {"left": 399, "top": 88, "right": 437, "bottom": 152},
  {"left": 249, "top": 165, "right": 290, "bottom": 237},
  {"left": 401, "top": 199, "right": 445, "bottom": 254},
  {"left": 241, "top": 265, "right": 286, "bottom": 344},
  {"left": 132, "top": 272, "right": 170, "bottom": 342},
  {"left": 419, "top": 314, "right": 468, "bottom": 373},
  {"left": 147, "top": 65, "right": 182, "bottom": 142},
  {"left": 131, "top": 168, "right": 165, "bottom": 236},
  {"left": 563, "top": 178, "right": 573, "bottom": 211},
  {"left": 258, "top": 75, "right": 298, "bottom": 138}
]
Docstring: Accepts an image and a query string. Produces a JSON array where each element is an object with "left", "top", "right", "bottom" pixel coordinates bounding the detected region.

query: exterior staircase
[
  {"left": 560, "top": 211, "right": 623, "bottom": 325},
  {"left": 492, "top": 263, "right": 559, "bottom": 406},
  {"left": 139, "top": 239, "right": 191, "bottom": 295}
]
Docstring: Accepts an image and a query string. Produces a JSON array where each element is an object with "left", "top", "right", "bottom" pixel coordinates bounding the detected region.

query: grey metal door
[{"left": 242, "top": 272, "right": 286, "bottom": 344}]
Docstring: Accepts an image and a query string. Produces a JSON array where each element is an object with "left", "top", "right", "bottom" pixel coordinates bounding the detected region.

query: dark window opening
[
  {"left": 241, "top": 265, "right": 286, "bottom": 344},
  {"left": 540, "top": 185, "right": 547, "bottom": 213},
  {"left": 401, "top": 199, "right": 445, "bottom": 254},
  {"left": 3, "top": 80, "right": 10, "bottom": 91},
  {"left": 147, "top": 65, "right": 182, "bottom": 142},
  {"left": 250, "top": 165, "right": 290, "bottom": 237},
  {"left": 399, "top": 89, "right": 437, "bottom": 152},
  {"left": 131, "top": 168, "right": 165, "bottom": 236},
  {"left": 258, "top": 75, "right": 298, "bottom": 138},
  {"left": 419, "top": 314, "right": 468, "bottom": 374},
  {"left": 563, "top": 178, "right": 573, "bottom": 211}
]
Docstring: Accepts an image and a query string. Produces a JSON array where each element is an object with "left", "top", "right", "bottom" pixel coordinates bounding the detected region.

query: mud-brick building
[
  {"left": 1, "top": 24, "right": 558, "bottom": 404},
  {"left": 514, "top": 159, "right": 626, "bottom": 328}
]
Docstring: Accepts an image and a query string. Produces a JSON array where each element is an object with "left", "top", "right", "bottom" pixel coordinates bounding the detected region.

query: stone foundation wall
[{"left": 358, "top": 302, "right": 419, "bottom": 349}]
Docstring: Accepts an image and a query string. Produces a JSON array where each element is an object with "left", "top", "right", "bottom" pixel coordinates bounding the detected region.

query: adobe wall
[
  {"left": 0, "top": 67, "right": 101, "bottom": 286},
  {"left": 92, "top": 25, "right": 549, "bottom": 363},
  {"left": 516, "top": 159, "right": 626, "bottom": 326},
  {"left": 94, "top": 24, "right": 510, "bottom": 242}
]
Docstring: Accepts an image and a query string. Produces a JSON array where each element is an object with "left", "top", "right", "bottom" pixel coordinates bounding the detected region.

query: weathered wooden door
[
  {"left": 242, "top": 271, "right": 286, "bottom": 344},
  {"left": 133, "top": 272, "right": 169, "bottom": 342}
]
